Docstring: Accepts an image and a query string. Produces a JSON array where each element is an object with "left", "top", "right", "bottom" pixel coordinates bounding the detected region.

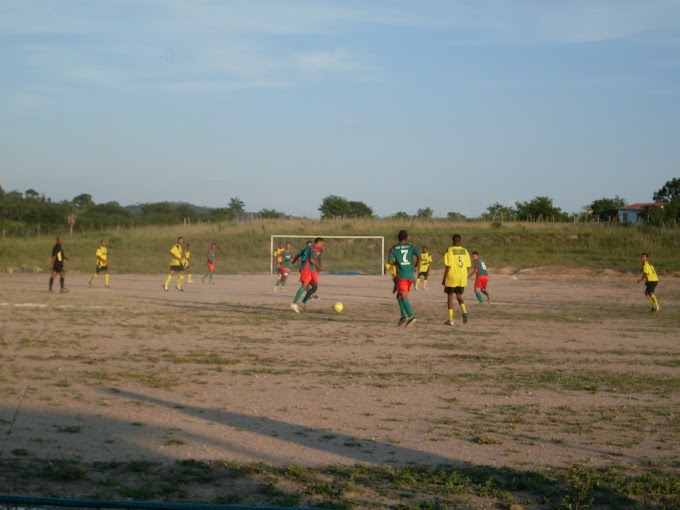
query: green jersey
[
  {"left": 475, "top": 258, "right": 489, "bottom": 276},
  {"left": 388, "top": 243, "right": 421, "bottom": 280},
  {"left": 282, "top": 251, "right": 293, "bottom": 269}
]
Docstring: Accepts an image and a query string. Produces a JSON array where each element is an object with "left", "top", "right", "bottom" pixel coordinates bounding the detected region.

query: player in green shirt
[
  {"left": 387, "top": 230, "right": 421, "bottom": 327},
  {"left": 469, "top": 251, "right": 491, "bottom": 304},
  {"left": 275, "top": 243, "right": 293, "bottom": 291}
]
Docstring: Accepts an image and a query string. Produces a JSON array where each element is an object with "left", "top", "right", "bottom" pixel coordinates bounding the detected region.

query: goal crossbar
[{"left": 270, "top": 235, "right": 385, "bottom": 275}]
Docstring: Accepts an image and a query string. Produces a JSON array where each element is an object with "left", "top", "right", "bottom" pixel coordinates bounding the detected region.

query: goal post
[{"left": 270, "top": 235, "right": 385, "bottom": 275}]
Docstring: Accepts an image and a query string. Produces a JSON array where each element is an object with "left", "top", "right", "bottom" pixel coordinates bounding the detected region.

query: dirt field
[{"left": 1, "top": 271, "right": 679, "bottom": 504}]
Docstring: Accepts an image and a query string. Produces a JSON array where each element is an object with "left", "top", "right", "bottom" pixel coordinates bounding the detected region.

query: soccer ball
[{"left": 333, "top": 302, "right": 344, "bottom": 313}]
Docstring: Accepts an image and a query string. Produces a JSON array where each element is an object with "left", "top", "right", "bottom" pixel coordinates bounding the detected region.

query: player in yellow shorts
[{"left": 88, "top": 239, "right": 110, "bottom": 287}]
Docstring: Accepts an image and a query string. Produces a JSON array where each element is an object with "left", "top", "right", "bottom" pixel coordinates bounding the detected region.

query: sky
[{"left": 1, "top": 1, "right": 680, "bottom": 218}]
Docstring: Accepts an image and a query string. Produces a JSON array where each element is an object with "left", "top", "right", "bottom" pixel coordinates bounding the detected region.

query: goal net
[{"left": 270, "top": 235, "right": 385, "bottom": 275}]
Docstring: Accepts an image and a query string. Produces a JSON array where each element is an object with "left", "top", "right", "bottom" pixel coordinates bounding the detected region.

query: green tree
[
  {"left": 589, "top": 196, "right": 626, "bottom": 221},
  {"left": 416, "top": 207, "right": 434, "bottom": 219},
  {"left": 482, "top": 202, "right": 516, "bottom": 221},
  {"left": 259, "top": 208, "right": 285, "bottom": 219},
  {"left": 347, "top": 200, "right": 373, "bottom": 218},
  {"left": 228, "top": 197, "right": 245, "bottom": 214},
  {"left": 319, "top": 195, "right": 349, "bottom": 218},
  {"left": 72, "top": 193, "right": 94, "bottom": 209},
  {"left": 447, "top": 211, "right": 467, "bottom": 221},
  {"left": 392, "top": 211, "right": 410, "bottom": 219},
  {"left": 653, "top": 178, "right": 680, "bottom": 203},
  {"left": 515, "top": 196, "right": 566, "bottom": 221}
]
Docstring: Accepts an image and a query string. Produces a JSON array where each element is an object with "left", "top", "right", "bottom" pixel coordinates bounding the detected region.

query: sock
[
  {"left": 90, "top": 274, "right": 97, "bottom": 283},
  {"left": 449, "top": 309, "right": 454, "bottom": 321},
  {"left": 60, "top": 277, "right": 65, "bottom": 289},
  {"left": 293, "top": 287, "right": 306, "bottom": 304},
  {"left": 398, "top": 299, "right": 406, "bottom": 317},
  {"left": 415, "top": 281, "right": 419, "bottom": 289},
  {"left": 652, "top": 295, "right": 659, "bottom": 308},
  {"left": 475, "top": 291, "right": 483, "bottom": 303},
  {"left": 403, "top": 300, "right": 413, "bottom": 318},
  {"left": 461, "top": 303, "right": 467, "bottom": 313},
  {"left": 423, "top": 279, "right": 427, "bottom": 289},
  {"left": 105, "top": 274, "right": 110, "bottom": 286},
  {"left": 164, "top": 275, "right": 172, "bottom": 286},
  {"left": 482, "top": 290, "right": 489, "bottom": 298},
  {"left": 177, "top": 274, "right": 184, "bottom": 288},
  {"left": 49, "top": 277, "right": 54, "bottom": 290}
]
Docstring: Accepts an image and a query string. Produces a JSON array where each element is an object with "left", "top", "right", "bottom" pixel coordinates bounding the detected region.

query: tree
[
  {"left": 24, "top": 188, "right": 40, "bottom": 201},
  {"left": 653, "top": 178, "right": 680, "bottom": 203},
  {"left": 319, "top": 195, "right": 372, "bottom": 218},
  {"left": 392, "top": 211, "right": 410, "bottom": 219},
  {"left": 416, "top": 207, "right": 434, "bottom": 219},
  {"left": 228, "top": 197, "right": 245, "bottom": 214},
  {"left": 259, "top": 208, "right": 285, "bottom": 219},
  {"left": 589, "top": 196, "right": 626, "bottom": 221},
  {"left": 347, "top": 201, "right": 373, "bottom": 218},
  {"left": 482, "top": 202, "right": 516, "bottom": 221},
  {"left": 72, "top": 193, "right": 94, "bottom": 209},
  {"left": 515, "top": 196, "right": 566, "bottom": 221},
  {"left": 447, "top": 211, "right": 466, "bottom": 221}
]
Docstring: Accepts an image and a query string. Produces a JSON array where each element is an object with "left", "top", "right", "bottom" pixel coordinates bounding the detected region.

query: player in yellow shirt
[
  {"left": 637, "top": 252, "right": 660, "bottom": 312},
  {"left": 163, "top": 237, "right": 185, "bottom": 291},
  {"left": 273, "top": 243, "right": 285, "bottom": 291},
  {"left": 414, "top": 245, "right": 433, "bottom": 290},
  {"left": 442, "top": 234, "right": 471, "bottom": 325},
  {"left": 385, "top": 261, "right": 397, "bottom": 293},
  {"left": 182, "top": 243, "right": 193, "bottom": 284},
  {"left": 88, "top": 239, "right": 110, "bottom": 287}
]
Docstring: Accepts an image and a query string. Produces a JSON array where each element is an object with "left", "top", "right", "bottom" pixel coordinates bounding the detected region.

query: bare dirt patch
[{"left": 1, "top": 271, "right": 678, "bottom": 507}]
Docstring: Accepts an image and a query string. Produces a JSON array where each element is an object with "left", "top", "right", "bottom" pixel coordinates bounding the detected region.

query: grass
[
  {"left": 1, "top": 457, "right": 678, "bottom": 509},
  {"left": 1, "top": 218, "right": 679, "bottom": 274}
]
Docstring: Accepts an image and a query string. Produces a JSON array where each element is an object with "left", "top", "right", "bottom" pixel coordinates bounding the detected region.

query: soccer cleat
[
  {"left": 60, "top": 288, "right": 70, "bottom": 293},
  {"left": 176, "top": 286, "right": 183, "bottom": 292},
  {"left": 105, "top": 285, "right": 110, "bottom": 288},
  {"left": 188, "top": 279, "right": 193, "bottom": 284},
  {"left": 397, "top": 316, "right": 407, "bottom": 327},
  {"left": 406, "top": 317, "right": 417, "bottom": 328},
  {"left": 444, "top": 319, "right": 454, "bottom": 326},
  {"left": 312, "top": 294, "right": 320, "bottom": 300},
  {"left": 48, "top": 288, "right": 54, "bottom": 293},
  {"left": 653, "top": 306, "right": 660, "bottom": 312},
  {"left": 201, "top": 276, "right": 205, "bottom": 283},
  {"left": 462, "top": 312, "right": 468, "bottom": 324},
  {"left": 88, "top": 281, "right": 92, "bottom": 287},
  {"left": 414, "top": 287, "right": 419, "bottom": 291},
  {"left": 163, "top": 284, "right": 168, "bottom": 291},
  {"left": 209, "top": 281, "right": 215, "bottom": 285},
  {"left": 290, "top": 303, "right": 300, "bottom": 313}
]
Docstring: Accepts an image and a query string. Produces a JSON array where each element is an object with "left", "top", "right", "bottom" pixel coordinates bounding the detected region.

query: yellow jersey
[
  {"left": 182, "top": 250, "right": 191, "bottom": 266},
  {"left": 419, "top": 252, "right": 433, "bottom": 272},
  {"left": 273, "top": 248, "right": 284, "bottom": 264},
  {"left": 642, "top": 261, "right": 658, "bottom": 282},
  {"left": 96, "top": 246, "right": 108, "bottom": 267},
  {"left": 444, "top": 246, "right": 471, "bottom": 287},
  {"left": 385, "top": 262, "right": 397, "bottom": 277},
  {"left": 169, "top": 244, "right": 183, "bottom": 266}
]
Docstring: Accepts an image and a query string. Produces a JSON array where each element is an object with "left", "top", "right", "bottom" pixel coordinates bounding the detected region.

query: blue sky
[{"left": 1, "top": 1, "right": 679, "bottom": 218}]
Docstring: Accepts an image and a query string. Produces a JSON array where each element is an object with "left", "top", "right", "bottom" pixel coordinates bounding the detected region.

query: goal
[{"left": 270, "top": 235, "right": 385, "bottom": 275}]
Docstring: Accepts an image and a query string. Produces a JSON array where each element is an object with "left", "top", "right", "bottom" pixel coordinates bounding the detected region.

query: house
[{"left": 617, "top": 203, "right": 664, "bottom": 224}]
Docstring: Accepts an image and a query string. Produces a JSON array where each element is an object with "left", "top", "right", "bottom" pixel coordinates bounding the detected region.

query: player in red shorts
[
  {"left": 469, "top": 251, "right": 491, "bottom": 304},
  {"left": 290, "top": 238, "right": 325, "bottom": 313}
]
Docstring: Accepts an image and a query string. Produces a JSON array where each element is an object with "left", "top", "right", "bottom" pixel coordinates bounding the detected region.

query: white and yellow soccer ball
[{"left": 333, "top": 302, "right": 344, "bottom": 313}]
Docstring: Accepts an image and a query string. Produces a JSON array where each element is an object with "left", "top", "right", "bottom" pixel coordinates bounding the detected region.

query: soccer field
[{"left": 1, "top": 271, "right": 679, "bottom": 506}]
